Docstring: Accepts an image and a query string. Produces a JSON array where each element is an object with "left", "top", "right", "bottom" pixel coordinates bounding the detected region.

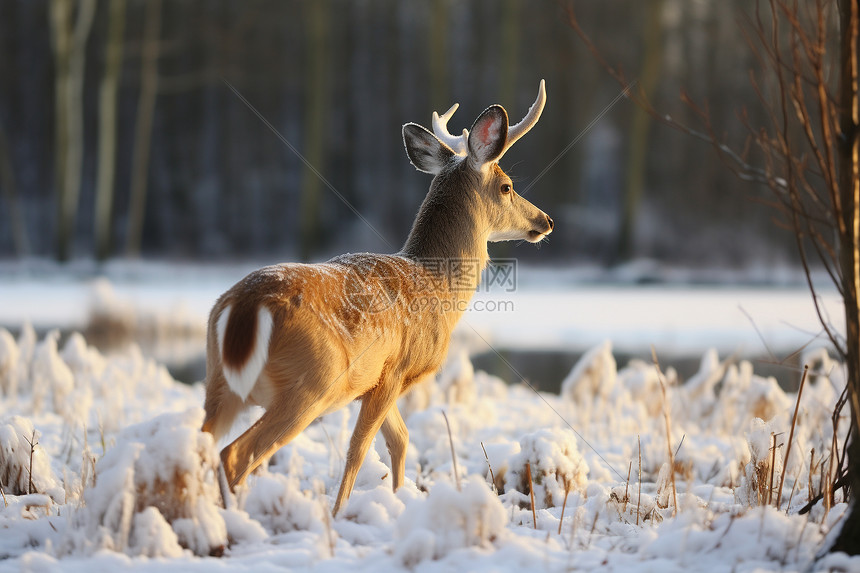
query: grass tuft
[{"left": 526, "top": 462, "right": 537, "bottom": 530}]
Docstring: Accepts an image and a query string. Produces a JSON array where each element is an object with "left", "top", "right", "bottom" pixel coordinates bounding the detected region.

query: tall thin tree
[
  {"left": 126, "top": 0, "right": 161, "bottom": 258},
  {"left": 50, "top": 0, "right": 96, "bottom": 262},
  {"left": 299, "top": 0, "right": 330, "bottom": 261},
  {"left": 94, "top": 0, "right": 126, "bottom": 261},
  {"left": 0, "top": 122, "right": 29, "bottom": 256}
]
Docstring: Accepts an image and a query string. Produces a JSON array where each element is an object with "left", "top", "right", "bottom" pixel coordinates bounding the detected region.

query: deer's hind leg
[
  {"left": 219, "top": 367, "right": 341, "bottom": 489},
  {"left": 202, "top": 368, "right": 244, "bottom": 442}
]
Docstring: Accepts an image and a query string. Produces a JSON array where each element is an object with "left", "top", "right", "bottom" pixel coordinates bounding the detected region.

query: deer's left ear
[
  {"left": 403, "top": 123, "right": 456, "bottom": 175},
  {"left": 468, "top": 105, "right": 508, "bottom": 167}
]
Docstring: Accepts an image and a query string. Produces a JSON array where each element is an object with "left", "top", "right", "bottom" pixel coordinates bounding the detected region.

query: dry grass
[
  {"left": 623, "top": 461, "right": 632, "bottom": 514},
  {"left": 637, "top": 435, "right": 642, "bottom": 526},
  {"left": 776, "top": 365, "right": 808, "bottom": 510},
  {"left": 480, "top": 442, "right": 497, "bottom": 494},
  {"left": 558, "top": 484, "right": 570, "bottom": 535},
  {"left": 526, "top": 462, "right": 537, "bottom": 529},
  {"left": 767, "top": 433, "right": 777, "bottom": 506},
  {"left": 652, "top": 348, "right": 678, "bottom": 515},
  {"left": 441, "top": 410, "right": 460, "bottom": 491}
]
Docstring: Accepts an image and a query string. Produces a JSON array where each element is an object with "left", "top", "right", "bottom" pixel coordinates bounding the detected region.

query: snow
[
  {"left": 0, "top": 320, "right": 856, "bottom": 571},
  {"left": 0, "top": 265, "right": 857, "bottom": 571}
]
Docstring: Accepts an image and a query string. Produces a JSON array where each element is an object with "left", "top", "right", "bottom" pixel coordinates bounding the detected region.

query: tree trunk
[
  {"left": 50, "top": 0, "right": 96, "bottom": 262},
  {"left": 617, "top": 0, "right": 663, "bottom": 263},
  {"left": 498, "top": 0, "right": 520, "bottom": 109},
  {"left": 299, "top": 0, "right": 329, "bottom": 262},
  {"left": 428, "top": 0, "right": 449, "bottom": 113},
  {"left": 0, "top": 122, "right": 29, "bottom": 256},
  {"left": 126, "top": 0, "right": 161, "bottom": 258},
  {"left": 94, "top": 0, "right": 126, "bottom": 261},
  {"left": 833, "top": 0, "right": 860, "bottom": 555}
]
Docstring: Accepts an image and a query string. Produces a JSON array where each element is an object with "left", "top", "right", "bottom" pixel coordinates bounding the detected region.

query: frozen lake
[{"left": 0, "top": 262, "right": 843, "bottom": 388}]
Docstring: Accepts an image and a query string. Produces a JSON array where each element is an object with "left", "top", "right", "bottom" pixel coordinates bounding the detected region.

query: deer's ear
[
  {"left": 468, "top": 105, "right": 508, "bottom": 167},
  {"left": 403, "top": 123, "right": 456, "bottom": 175}
]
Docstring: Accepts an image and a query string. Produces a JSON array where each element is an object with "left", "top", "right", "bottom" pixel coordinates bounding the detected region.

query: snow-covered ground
[{"left": 0, "top": 261, "right": 857, "bottom": 571}]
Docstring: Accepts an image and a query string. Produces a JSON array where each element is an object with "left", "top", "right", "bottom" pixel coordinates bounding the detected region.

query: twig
[
  {"left": 637, "top": 435, "right": 642, "bottom": 526},
  {"left": 623, "top": 461, "right": 632, "bottom": 514},
  {"left": 526, "top": 462, "right": 538, "bottom": 529},
  {"left": 824, "top": 428, "right": 839, "bottom": 518},
  {"left": 441, "top": 410, "right": 460, "bottom": 491},
  {"left": 786, "top": 466, "right": 801, "bottom": 514},
  {"left": 318, "top": 419, "right": 344, "bottom": 470},
  {"left": 558, "top": 483, "right": 570, "bottom": 535},
  {"left": 587, "top": 509, "right": 599, "bottom": 547},
  {"left": 23, "top": 430, "right": 38, "bottom": 495},
  {"left": 767, "top": 433, "right": 777, "bottom": 506},
  {"left": 652, "top": 347, "right": 678, "bottom": 515},
  {"left": 777, "top": 364, "right": 808, "bottom": 510},
  {"left": 480, "top": 441, "right": 497, "bottom": 493},
  {"left": 568, "top": 502, "right": 579, "bottom": 548},
  {"left": 674, "top": 435, "right": 686, "bottom": 459},
  {"left": 317, "top": 480, "right": 335, "bottom": 557},
  {"left": 798, "top": 476, "right": 849, "bottom": 514},
  {"left": 808, "top": 448, "right": 816, "bottom": 503}
]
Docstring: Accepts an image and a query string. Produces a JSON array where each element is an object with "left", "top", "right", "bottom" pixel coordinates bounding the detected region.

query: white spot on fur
[{"left": 216, "top": 305, "right": 273, "bottom": 402}]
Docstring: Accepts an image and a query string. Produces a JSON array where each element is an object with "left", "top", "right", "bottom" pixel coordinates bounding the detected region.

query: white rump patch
[{"left": 216, "top": 305, "right": 273, "bottom": 402}]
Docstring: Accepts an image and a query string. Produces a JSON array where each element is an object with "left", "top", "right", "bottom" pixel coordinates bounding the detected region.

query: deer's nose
[{"left": 546, "top": 214, "right": 554, "bottom": 230}]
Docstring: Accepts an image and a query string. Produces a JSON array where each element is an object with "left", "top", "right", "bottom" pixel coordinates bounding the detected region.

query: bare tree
[
  {"left": 299, "top": 0, "right": 330, "bottom": 261},
  {"left": 0, "top": 122, "right": 29, "bottom": 256},
  {"left": 570, "top": 0, "right": 859, "bottom": 554},
  {"left": 126, "top": 0, "right": 162, "bottom": 258},
  {"left": 617, "top": 0, "right": 663, "bottom": 262},
  {"left": 94, "top": 0, "right": 126, "bottom": 261},
  {"left": 50, "top": 0, "right": 96, "bottom": 262}
]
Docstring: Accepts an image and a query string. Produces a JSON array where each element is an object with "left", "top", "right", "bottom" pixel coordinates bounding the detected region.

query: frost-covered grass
[{"left": 0, "top": 323, "right": 858, "bottom": 572}]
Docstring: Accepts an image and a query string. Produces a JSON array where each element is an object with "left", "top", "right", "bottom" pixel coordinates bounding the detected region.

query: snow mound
[
  {"left": 560, "top": 339, "right": 616, "bottom": 403},
  {"left": 735, "top": 417, "right": 783, "bottom": 506},
  {"left": 0, "top": 327, "right": 193, "bottom": 435},
  {"left": 507, "top": 428, "right": 588, "bottom": 508},
  {"left": 0, "top": 415, "right": 64, "bottom": 501},
  {"left": 0, "top": 328, "right": 19, "bottom": 397},
  {"left": 244, "top": 472, "right": 327, "bottom": 534},
  {"left": 61, "top": 408, "right": 226, "bottom": 557},
  {"left": 395, "top": 477, "right": 506, "bottom": 566}
]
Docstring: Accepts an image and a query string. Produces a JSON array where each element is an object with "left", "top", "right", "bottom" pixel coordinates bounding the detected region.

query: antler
[
  {"left": 500, "top": 79, "right": 546, "bottom": 157},
  {"left": 432, "top": 103, "right": 469, "bottom": 156},
  {"left": 430, "top": 79, "right": 546, "bottom": 159}
]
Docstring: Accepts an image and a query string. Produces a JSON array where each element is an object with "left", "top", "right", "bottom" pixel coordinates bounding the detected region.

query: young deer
[{"left": 202, "top": 81, "right": 553, "bottom": 515}]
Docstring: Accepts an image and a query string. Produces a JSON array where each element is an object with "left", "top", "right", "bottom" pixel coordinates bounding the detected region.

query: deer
[{"left": 201, "top": 80, "right": 553, "bottom": 515}]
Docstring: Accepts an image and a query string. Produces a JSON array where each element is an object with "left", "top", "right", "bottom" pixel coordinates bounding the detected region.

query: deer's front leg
[
  {"left": 381, "top": 405, "right": 408, "bottom": 492},
  {"left": 333, "top": 380, "right": 399, "bottom": 515}
]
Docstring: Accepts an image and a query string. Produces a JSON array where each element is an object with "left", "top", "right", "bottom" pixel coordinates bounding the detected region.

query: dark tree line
[{"left": 0, "top": 0, "right": 804, "bottom": 267}]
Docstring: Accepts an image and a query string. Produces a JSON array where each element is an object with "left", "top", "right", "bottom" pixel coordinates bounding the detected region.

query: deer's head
[{"left": 402, "top": 81, "right": 553, "bottom": 245}]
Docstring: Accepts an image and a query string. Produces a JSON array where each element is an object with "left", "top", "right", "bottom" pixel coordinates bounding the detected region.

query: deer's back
[{"left": 209, "top": 255, "right": 455, "bottom": 399}]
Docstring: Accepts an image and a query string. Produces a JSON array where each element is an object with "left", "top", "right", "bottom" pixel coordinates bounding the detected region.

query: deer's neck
[{"left": 400, "top": 172, "right": 489, "bottom": 294}]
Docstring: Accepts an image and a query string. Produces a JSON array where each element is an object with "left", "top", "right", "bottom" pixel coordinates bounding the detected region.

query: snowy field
[{"left": 0, "top": 262, "right": 858, "bottom": 571}]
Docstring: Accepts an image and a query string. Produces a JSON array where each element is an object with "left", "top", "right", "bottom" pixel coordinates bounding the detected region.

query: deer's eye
[{"left": 500, "top": 183, "right": 512, "bottom": 194}]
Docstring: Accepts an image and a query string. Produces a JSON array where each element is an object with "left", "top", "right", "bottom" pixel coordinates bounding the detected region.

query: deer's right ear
[
  {"left": 403, "top": 123, "right": 456, "bottom": 175},
  {"left": 467, "top": 105, "right": 508, "bottom": 167}
]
